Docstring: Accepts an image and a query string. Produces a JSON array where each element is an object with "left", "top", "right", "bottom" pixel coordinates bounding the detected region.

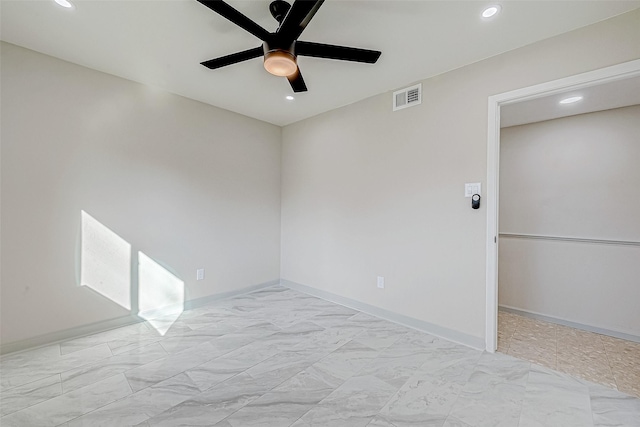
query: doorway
[
  {"left": 485, "top": 59, "right": 640, "bottom": 352},
  {"left": 484, "top": 59, "right": 640, "bottom": 397}
]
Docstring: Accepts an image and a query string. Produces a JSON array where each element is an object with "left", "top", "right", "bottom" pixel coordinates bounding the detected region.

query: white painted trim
[
  {"left": 0, "top": 279, "right": 280, "bottom": 355},
  {"left": 485, "top": 92, "right": 500, "bottom": 353},
  {"left": 499, "top": 305, "right": 640, "bottom": 344},
  {"left": 282, "top": 279, "right": 485, "bottom": 350},
  {"left": 0, "top": 315, "right": 141, "bottom": 356},
  {"left": 499, "top": 232, "right": 640, "bottom": 247},
  {"left": 485, "top": 59, "right": 640, "bottom": 353},
  {"left": 138, "top": 279, "right": 280, "bottom": 319},
  {"left": 186, "top": 279, "right": 281, "bottom": 309}
]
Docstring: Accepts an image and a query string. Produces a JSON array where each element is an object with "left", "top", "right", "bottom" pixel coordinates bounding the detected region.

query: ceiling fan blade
[
  {"left": 277, "top": 0, "right": 324, "bottom": 42},
  {"left": 196, "top": 0, "right": 270, "bottom": 41},
  {"left": 296, "top": 41, "right": 381, "bottom": 63},
  {"left": 287, "top": 69, "right": 308, "bottom": 92},
  {"left": 201, "top": 46, "right": 264, "bottom": 70}
]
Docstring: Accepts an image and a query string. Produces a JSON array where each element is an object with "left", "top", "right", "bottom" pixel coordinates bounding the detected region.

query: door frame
[{"left": 485, "top": 59, "right": 640, "bottom": 352}]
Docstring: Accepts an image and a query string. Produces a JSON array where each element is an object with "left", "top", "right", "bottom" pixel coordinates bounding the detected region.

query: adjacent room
[
  {"left": 1, "top": 1, "right": 639, "bottom": 426},
  {"left": 497, "top": 79, "right": 640, "bottom": 396}
]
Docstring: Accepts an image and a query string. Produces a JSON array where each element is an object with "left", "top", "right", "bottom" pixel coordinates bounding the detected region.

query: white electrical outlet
[
  {"left": 377, "top": 276, "right": 385, "bottom": 289},
  {"left": 196, "top": 268, "right": 205, "bottom": 280}
]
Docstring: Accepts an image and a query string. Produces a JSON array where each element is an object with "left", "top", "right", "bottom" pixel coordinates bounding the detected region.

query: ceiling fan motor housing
[{"left": 269, "top": 0, "right": 291, "bottom": 23}]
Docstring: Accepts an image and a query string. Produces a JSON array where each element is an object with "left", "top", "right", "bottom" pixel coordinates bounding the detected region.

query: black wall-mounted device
[{"left": 472, "top": 194, "right": 481, "bottom": 209}]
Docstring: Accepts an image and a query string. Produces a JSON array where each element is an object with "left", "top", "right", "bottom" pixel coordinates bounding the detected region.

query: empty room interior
[{"left": 1, "top": 1, "right": 639, "bottom": 426}]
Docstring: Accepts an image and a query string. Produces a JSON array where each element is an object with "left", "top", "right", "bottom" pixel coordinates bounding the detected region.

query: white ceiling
[
  {"left": 2, "top": 0, "right": 639, "bottom": 126},
  {"left": 501, "top": 75, "right": 640, "bottom": 128}
]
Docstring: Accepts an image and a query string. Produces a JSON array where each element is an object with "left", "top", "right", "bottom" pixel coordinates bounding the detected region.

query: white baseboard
[
  {"left": 138, "top": 279, "right": 280, "bottom": 319},
  {"left": 0, "top": 279, "right": 280, "bottom": 356},
  {"left": 281, "top": 279, "right": 485, "bottom": 350},
  {"left": 499, "top": 305, "right": 640, "bottom": 344},
  {"left": 0, "top": 315, "right": 142, "bottom": 356}
]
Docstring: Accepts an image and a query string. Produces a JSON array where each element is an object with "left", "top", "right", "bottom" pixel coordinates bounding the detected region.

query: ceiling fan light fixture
[{"left": 264, "top": 50, "right": 298, "bottom": 77}]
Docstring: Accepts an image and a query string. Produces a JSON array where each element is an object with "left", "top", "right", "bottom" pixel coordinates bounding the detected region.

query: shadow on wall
[{"left": 79, "top": 210, "right": 184, "bottom": 335}]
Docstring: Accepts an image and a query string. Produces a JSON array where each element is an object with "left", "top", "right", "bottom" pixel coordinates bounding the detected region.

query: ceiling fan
[{"left": 196, "top": 0, "right": 382, "bottom": 93}]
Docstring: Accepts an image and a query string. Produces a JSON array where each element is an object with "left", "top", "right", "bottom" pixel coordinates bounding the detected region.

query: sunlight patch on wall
[
  {"left": 138, "top": 251, "right": 184, "bottom": 335},
  {"left": 80, "top": 210, "right": 131, "bottom": 310}
]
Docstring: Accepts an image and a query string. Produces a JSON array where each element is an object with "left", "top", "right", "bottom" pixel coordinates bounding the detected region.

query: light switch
[{"left": 465, "top": 183, "right": 481, "bottom": 198}]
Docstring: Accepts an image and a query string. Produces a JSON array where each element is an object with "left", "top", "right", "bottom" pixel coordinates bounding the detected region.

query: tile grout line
[
  {"left": 551, "top": 322, "right": 558, "bottom": 370},
  {"left": 440, "top": 353, "right": 484, "bottom": 422},
  {"left": 140, "top": 310, "right": 353, "bottom": 425},
  {"left": 499, "top": 313, "right": 635, "bottom": 395},
  {"left": 196, "top": 322, "right": 363, "bottom": 426},
  {"left": 514, "top": 365, "right": 532, "bottom": 427},
  {"left": 56, "top": 374, "right": 137, "bottom": 427},
  {"left": 55, "top": 318, "right": 283, "bottom": 425},
  {"left": 600, "top": 334, "right": 621, "bottom": 393},
  {"left": 0, "top": 373, "right": 64, "bottom": 418}
]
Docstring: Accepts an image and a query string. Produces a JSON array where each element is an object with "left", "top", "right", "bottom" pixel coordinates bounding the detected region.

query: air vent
[{"left": 393, "top": 83, "right": 422, "bottom": 111}]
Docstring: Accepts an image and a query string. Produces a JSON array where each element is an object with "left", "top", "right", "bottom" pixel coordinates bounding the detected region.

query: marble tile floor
[
  {"left": 0, "top": 286, "right": 638, "bottom": 427},
  {"left": 497, "top": 309, "right": 640, "bottom": 399}
]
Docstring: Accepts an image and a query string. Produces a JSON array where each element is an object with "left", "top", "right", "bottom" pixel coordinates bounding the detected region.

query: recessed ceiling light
[
  {"left": 54, "top": 0, "right": 74, "bottom": 9},
  {"left": 482, "top": 5, "right": 501, "bottom": 18},
  {"left": 559, "top": 96, "right": 583, "bottom": 104},
  {"left": 285, "top": 95, "right": 295, "bottom": 101}
]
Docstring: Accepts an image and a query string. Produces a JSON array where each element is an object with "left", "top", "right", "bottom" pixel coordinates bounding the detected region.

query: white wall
[
  {"left": 499, "top": 106, "right": 640, "bottom": 337},
  {"left": 281, "top": 10, "right": 640, "bottom": 346},
  {"left": 1, "top": 42, "right": 282, "bottom": 346}
]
